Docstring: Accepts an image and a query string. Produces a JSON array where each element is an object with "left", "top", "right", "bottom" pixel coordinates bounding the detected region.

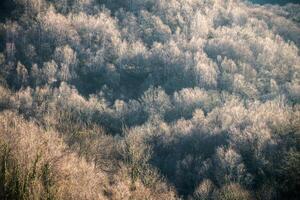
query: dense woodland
[{"left": 0, "top": 0, "right": 299, "bottom": 199}]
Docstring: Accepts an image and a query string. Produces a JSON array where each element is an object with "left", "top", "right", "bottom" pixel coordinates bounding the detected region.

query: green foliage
[
  {"left": 0, "top": 143, "right": 56, "bottom": 200},
  {"left": 277, "top": 150, "right": 300, "bottom": 199},
  {"left": 120, "top": 128, "right": 153, "bottom": 183},
  {"left": 41, "top": 163, "right": 56, "bottom": 200}
]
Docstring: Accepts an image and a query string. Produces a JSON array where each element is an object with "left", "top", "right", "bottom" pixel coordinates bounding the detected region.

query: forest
[{"left": 0, "top": 0, "right": 299, "bottom": 199}]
